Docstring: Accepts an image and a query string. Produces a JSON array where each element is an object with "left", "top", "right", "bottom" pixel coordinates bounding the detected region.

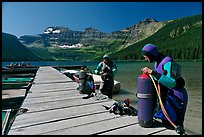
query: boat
[
  {"left": 6, "top": 65, "right": 39, "bottom": 69},
  {"left": 2, "top": 89, "right": 27, "bottom": 109},
  {"left": 2, "top": 67, "right": 9, "bottom": 70},
  {"left": 2, "top": 109, "right": 11, "bottom": 135},
  {"left": 2, "top": 67, "right": 39, "bottom": 74},
  {"left": 2, "top": 109, "right": 19, "bottom": 135},
  {"left": 61, "top": 69, "right": 78, "bottom": 81},
  {"left": 61, "top": 69, "right": 121, "bottom": 94},
  {"left": 2, "top": 77, "right": 34, "bottom": 83},
  {"left": 2, "top": 73, "right": 36, "bottom": 78},
  {"left": 2, "top": 82, "right": 32, "bottom": 90}
]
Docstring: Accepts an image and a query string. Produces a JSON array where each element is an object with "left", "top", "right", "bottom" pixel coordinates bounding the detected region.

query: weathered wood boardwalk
[{"left": 8, "top": 66, "right": 179, "bottom": 135}]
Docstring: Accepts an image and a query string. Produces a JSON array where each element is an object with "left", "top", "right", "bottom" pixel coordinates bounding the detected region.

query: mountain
[
  {"left": 2, "top": 32, "right": 42, "bottom": 62},
  {"left": 109, "top": 14, "right": 202, "bottom": 61},
  {"left": 16, "top": 18, "right": 165, "bottom": 61},
  {"left": 119, "top": 18, "right": 165, "bottom": 45},
  {"left": 19, "top": 18, "right": 164, "bottom": 48}
]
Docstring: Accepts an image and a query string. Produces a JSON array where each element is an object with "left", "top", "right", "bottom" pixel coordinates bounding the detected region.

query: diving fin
[{"left": 102, "top": 105, "right": 110, "bottom": 110}]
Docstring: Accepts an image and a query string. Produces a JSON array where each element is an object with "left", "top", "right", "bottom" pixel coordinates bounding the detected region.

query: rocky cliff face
[
  {"left": 19, "top": 18, "right": 165, "bottom": 47},
  {"left": 122, "top": 18, "right": 165, "bottom": 45}
]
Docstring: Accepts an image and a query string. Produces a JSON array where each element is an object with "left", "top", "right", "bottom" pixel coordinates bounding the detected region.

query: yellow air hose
[{"left": 149, "top": 74, "right": 186, "bottom": 135}]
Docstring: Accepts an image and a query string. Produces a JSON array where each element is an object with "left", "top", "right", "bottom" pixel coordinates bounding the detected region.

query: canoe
[
  {"left": 2, "top": 89, "right": 27, "bottom": 109},
  {"left": 2, "top": 82, "right": 31, "bottom": 89},
  {"left": 2, "top": 82, "right": 32, "bottom": 91},
  {"left": 2, "top": 77, "right": 34, "bottom": 83},
  {"left": 2, "top": 67, "right": 9, "bottom": 70},
  {"left": 2, "top": 109, "right": 11, "bottom": 135},
  {"left": 6, "top": 65, "right": 39, "bottom": 69},
  {"left": 2, "top": 73, "right": 36, "bottom": 78},
  {"left": 2, "top": 67, "right": 39, "bottom": 74},
  {"left": 61, "top": 69, "right": 121, "bottom": 94}
]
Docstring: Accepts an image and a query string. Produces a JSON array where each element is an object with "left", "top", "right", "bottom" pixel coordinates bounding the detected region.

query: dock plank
[
  {"left": 99, "top": 121, "right": 178, "bottom": 135},
  {"left": 30, "top": 82, "right": 77, "bottom": 92},
  {"left": 10, "top": 112, "right": 119, "bottom": 135},
  {"left": 11, "top": 100, "right": 114, "bottom": 129},
  {"left": 24, "top": 89, "right": 82, "bottom": 103},
  {"left": 21, "top": 96, "right": 113, "bottom": 113},
  {"left": 41, "top": 113, "right": 176, "bottom": 135}
]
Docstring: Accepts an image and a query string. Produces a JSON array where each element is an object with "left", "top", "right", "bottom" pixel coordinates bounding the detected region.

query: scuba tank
[
  {"left": 79, "top": 67, "right": 86, "bottom": 93},
  {"left": 137, "top": 73, "right": 154, "bottom": 128}
]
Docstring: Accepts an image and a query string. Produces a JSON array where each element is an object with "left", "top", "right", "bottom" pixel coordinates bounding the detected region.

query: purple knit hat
[{"left": 142, "top": 44, "right": 159, "bottom": 57}]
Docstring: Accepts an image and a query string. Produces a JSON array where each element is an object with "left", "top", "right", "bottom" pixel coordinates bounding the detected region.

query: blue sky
[{"left": 2, "top": 2, "right": 202, "bottom": 38}]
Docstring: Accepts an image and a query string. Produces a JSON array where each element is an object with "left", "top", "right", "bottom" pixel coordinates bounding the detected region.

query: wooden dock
[{"left": 8, "top": 66, "right": 179, "bottom": 135}]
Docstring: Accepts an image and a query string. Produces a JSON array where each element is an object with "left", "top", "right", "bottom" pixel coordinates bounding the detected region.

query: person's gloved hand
[
  {"left": 141, "top": 67, "right": 153, "bottom": 74},
  {"left": 99, "top": 71, "right": 104, "bottom": 75}
]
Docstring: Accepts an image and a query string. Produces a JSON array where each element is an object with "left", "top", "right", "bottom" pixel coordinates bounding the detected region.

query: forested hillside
[
  {"left": 109, "top": 14, "right": 202, "bottom": 61},
  {"left": 2, "top": 33, "right": 42, "bottom": 61}
]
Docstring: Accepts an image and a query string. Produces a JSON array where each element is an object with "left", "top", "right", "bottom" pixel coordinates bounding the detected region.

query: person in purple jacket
[{"left": 141, "top": 44, "right": 188, "bottom": 130}]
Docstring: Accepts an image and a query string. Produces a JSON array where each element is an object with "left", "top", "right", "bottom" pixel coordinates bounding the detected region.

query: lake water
[{"left": 2, "top": 60, "right": 202, "bottom": 134}]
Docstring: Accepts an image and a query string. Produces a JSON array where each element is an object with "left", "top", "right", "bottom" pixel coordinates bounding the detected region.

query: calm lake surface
[{"left": 2, "top": 60, "right": 202, "bottom": 134}]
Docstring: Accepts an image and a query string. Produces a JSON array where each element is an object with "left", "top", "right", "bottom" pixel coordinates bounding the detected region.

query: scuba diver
[
  {"left": 73, "top": 67, "right": 95, "bottom": 99},
  {"left": 141, "top": 44, "right": 188, "bottom": 134},
  {"left": 95, "top": 54, "right": 117, "bottom": 99}
]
